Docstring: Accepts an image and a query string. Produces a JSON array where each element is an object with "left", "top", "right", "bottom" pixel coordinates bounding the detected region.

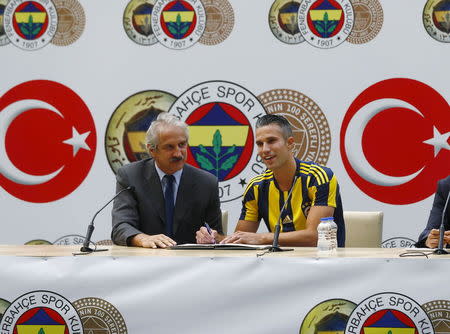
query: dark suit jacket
[
  {"left": 111, "top": 158, "right": 222, "bottom": 245},
  {"left": 416, "top": 175, "right": 450, "bottom": 247}
]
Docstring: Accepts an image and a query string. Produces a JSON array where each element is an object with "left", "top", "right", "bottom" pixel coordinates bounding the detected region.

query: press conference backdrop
[{"left": 0, "top": 0, "right": 449, "bottom": 246}]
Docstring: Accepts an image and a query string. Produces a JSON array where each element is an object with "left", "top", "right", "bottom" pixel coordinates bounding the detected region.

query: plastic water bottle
[
  {"left": 328, "top": 217, "right": 338, "bottom": 252},
  {"left": 317, "top": 218, "right": 331, "bottom": 252}
]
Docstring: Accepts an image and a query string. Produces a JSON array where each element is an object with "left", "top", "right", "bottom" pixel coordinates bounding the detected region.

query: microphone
[
  {"left": 268, "top": 175, "right": 297, "bottom": 252},
  {"left": 79, "top": 186, "right": 134, "bottom": 253},
  {"left": 434, "top": 190, "right": 450, "bottom": 255}
]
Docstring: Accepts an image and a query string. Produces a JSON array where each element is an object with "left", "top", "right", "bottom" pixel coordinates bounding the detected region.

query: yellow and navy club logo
[
  {"left": 123, "top": 0, "right": 158, "bottom": 46},
  {"left": 151, "top": 0, "right": 206, "bottom": 49},
  {"left": 168, "top": 80, "right": 267, "bottom": 203},
  {"left": 300, "top": 299, "right": 357, "bottom": 334},
  {"left": 345, "top": 293, "right": 434, "bottom": 334},
  {"left": 3, "top": 0, "right": 58, "bottom": 50},
  {"left": 0, "top": 290, "right": 82, "bottom": 334},
  {"left": 105, "top": 90, "right": 177, "bottom": 174},
  {"left": 269, "top": 0, "right": 304, "bottom": 44},
  {"left": 423, "top": 0, "right": 450, "bottom": 43},
  {"left": 0, "top": 0, "right": 11, "bottom": 46},
  {"left": 298, "top": 0, "right": 354, "bottom": 48}
]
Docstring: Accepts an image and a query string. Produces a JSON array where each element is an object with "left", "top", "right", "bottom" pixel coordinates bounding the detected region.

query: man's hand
[
  {"left": 425, "top": 229, "right": 450, "bottom": 248},
  {"left": 196, "top": 226, "right": 217, "bottom": 244},
  {"left": 220, "top": 231, "right": 270, "bottom": 245},
  {"left": 130, "top": 233, "right": 176, "bottom": 248}
]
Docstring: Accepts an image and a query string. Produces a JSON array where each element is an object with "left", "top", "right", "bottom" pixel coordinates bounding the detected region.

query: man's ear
[
  {"left": 147, "top": 144, "right": 156, "bottom": 158},
  {"left": 287, "top": 136, "right": 295, "bottom": 150}
]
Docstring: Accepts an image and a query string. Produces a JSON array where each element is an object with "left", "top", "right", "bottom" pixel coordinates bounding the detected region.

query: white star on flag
[
  {"left": 423, "top": 126, "right": 450, "bottom": 157},
  {"left": 63, "top": 127, "right": 91, "bottom": 156}
]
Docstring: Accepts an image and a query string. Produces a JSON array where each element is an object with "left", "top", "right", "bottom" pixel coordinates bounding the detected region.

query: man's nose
[{"left": 173, "top": 146, "right": 183, "bottom": 157}]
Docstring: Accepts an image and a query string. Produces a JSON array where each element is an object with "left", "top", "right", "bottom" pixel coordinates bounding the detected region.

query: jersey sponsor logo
[
  {"left": 345, "top": 293, "right": 434, "bottom": 334},
  {"left": 346, "top": 0, "right": 383, "bottom": 44},
  {"left": 198, "top": 0, "right": 234, "bottom": 46},
  {"left": 300, "top": 299, "right": 357, "bottom": 334},
  {"left": 423, "top": 0, "right": 450, "bottom": 43},
  {"left": 0, "top": 80, "right": 96, "bottom": 203},
  {"left": 3, "top": 0, "right": 58, "bottom": 50},
  {"left": 73, "top": 297, "right": 128, "bottom": 334},
  {"left": 382, "top": 237, "right": 416, "bottom": 248},
  {"left": 269, "top": 0, "right": 304, "bottom": 44},
  {"left": 151, "top": 0, "right": 206, "bottom": 49},
  {"left": 258, "top": 88, "right": 331, "bottom": 165},
  {"left": 298, "top": 0, "right": 354, "bottom": 48},
  {"left": 123, "top": 0, "right": 158, "bottom": 46},
  {"left": 0, "top": 291, "right": 82, "bottom": 334},
  {"left": 422, "top": 300, "right": 450, "bottom": 334},
  {"left": 51, "top": 0, "right": 85, "bottom": 46},
  {"left": 105, "top": 90, "right": 176, "bottom": 174},
  {"left": 340, "top": 78, "right": 450, "bottom": 205},
  {"left": 169, "top": 80, "right": 267, "bottom": 202}
]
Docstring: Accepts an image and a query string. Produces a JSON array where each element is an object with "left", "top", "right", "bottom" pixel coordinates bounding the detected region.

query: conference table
[{"left": 0, "top": 245, "right": 448, "bottom": 334}]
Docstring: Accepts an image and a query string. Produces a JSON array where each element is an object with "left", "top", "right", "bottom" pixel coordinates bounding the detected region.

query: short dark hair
[{"left": 255, "top": 114, "right": 293, "bottom": 139}]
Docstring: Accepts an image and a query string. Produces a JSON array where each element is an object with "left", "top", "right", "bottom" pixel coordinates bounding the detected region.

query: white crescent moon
[
  {"left": 0, "top": 99, "right": 64, "bottom": 185},
  {"left": 345, "top": 98, "right": 425, "bottom": 187}
]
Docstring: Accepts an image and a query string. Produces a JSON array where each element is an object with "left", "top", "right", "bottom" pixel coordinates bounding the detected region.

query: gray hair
[{"left": 146, "top": 112, "right": 189, "bottom": 149}]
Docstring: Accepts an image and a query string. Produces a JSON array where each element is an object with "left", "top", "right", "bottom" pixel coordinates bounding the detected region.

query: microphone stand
[
  {"left": 434, "top": 190, "right": 450, "bottom": 255},
  {"left": 78, "top": 186, "right": 134, "bottom": 254},
  {"left": 267, "top": 175, "right": 297, "bottom": 252}
]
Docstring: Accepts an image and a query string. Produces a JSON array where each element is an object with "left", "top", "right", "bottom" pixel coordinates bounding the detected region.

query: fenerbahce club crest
[
  {"left": 3, "top": 0, "right": 58, "bottom": 50},
  {"left": 0, "top": 291, "right": 82, "bottom": 334},
  {"left": 0, "top": 291, "right": 128, "bottom": 334},
  {"left": 151, "top": 0, "right": 206, "bottom": 49},
  {"left": 168, "top": 80, "right": 267, "bottom": 203},
  {"left": 345, "top": 293, "right": 434, "bottom": 334},
  {"left": 298, "top": 0, "right": 354, "bottom": 48},
  {"left": 423, "top": 0, "right": 450, "bottom": 43}
]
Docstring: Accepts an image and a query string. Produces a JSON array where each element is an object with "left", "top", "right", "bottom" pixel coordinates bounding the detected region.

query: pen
[{"left": 204, "top": 222, "right": 216, "bottom": 244}]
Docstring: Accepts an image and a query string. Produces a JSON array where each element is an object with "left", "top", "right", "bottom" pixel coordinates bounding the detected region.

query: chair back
[
  {"left": 344, "top": 211, "right": 383, "bottom": 247},
  {"left": 221, "top": 210, "right": 228, "bottom": 235}
]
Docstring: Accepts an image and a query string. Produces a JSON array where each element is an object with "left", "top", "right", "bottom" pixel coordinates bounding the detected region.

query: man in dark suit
[
  {"left": 111, "top": 113, "right": 222, "bottom": 248},
  {"left": 416, "top": 175, "right": 450, "bottom": 248}
]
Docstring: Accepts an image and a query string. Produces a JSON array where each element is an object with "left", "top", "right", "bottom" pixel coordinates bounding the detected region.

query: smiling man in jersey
[{"left": 196, "top": 114, "right": 345, "bottom": 247}]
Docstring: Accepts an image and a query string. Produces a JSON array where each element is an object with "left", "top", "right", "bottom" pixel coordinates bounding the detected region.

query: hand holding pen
[
  {"left": 195, "top": 223, "right": 217, "bottom": 244},
  {"left": 204, "top": 223, "right": 216, "bottom": 244}
]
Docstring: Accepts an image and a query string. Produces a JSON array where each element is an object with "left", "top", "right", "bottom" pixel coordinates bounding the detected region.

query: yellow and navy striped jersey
[{"left": 239, "top": 159, "right": 345, "bottom": 246}]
